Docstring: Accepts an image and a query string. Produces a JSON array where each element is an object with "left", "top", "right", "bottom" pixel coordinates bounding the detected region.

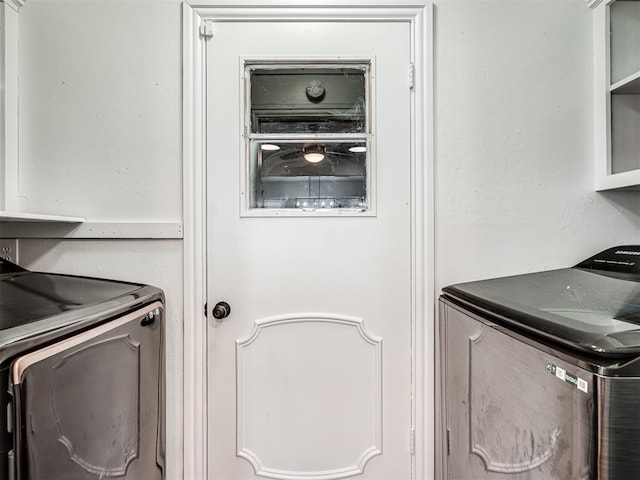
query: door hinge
[
  {"left": 408, "top": 63, "right": 415, "bottom": 90},
  {"left": 447, "top": 428, "right": 451, "bottom": 456},
  {"left": 410, "top": 427, "right": 415, "bottom": 455},
  {"left": 199, "top": 20, "right": 214, "bottom": 39},
  {"left": 204, "top": 302, "right": 208, "bottom": 317}
]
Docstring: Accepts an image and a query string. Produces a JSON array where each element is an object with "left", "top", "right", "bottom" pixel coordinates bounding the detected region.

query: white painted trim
[
  {"left": 0, "top": 211, "right": 85, "bottom": 223},
  {"left": 589, "top": 0, "right": 616, "bottom": 8},
  {"left": 0, "top": 222, "right": 183, "bottom": 239},
  {"left": 413, "top": 6, "right": 435, "bottom": 479},
  {"left": 1, "top": 3, "right": 20, "bottom": 211},
  {"left": 238, "top": 57, "right": 378, "bottom": 218},
  {"left": 593, "top": 1, "right": 609, "bottom": 188},
  {"left": 1, "top": 0, "right": 26, "bottom": 13},
  {"left": 182, "top": 3, "right": 208, "bottom": 480},
  {"left": 186, "top": 6, "right": 425, "bottom": 22},
  {"left": 182, "top": 3, "right": 434, "bottom": 479}
]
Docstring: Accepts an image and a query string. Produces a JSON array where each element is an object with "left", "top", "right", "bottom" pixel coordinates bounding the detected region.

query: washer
[{"left": 439, "top": 245, "right": 640, "bottom": 480}]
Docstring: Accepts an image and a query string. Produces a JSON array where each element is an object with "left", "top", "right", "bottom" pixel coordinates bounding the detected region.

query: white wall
[
  {"left": 435, "top": 0, "right": 640, "bottom": 290},
  {"left": 17, "top": 1, "right": 184, "bottom": 478},
  {"left": 18, "top": 0, "right": 182, "bottom": 220},
  {"left": 0, "top": 5, "right": 5, "bottom": 209}
]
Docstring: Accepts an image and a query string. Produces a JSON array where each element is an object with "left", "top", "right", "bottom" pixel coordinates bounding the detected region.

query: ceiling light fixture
[
  {"left": 261, "top": 144, "right": 281, "bottom": 151},
  {"left": 349, "top": 145, "right": 367, "bottom": 153},
  {"left": 303, "top": 147, "right": 325, "bottom": 163}
]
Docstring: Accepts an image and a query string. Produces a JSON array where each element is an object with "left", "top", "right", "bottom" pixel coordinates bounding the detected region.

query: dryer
[{"left": 0, "top": 258, "right": 164, "bottom": 479}]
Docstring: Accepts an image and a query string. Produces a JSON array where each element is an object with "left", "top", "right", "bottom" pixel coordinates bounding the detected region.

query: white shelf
[
  {"left": 0, "top": 211, "right": 86, "bottom": 223},
  {"left": 611, "top": 69, "right": 640, "bottom": 94},
  {"left": 596, "top": 169, "right": 640, "bottom": 191}
]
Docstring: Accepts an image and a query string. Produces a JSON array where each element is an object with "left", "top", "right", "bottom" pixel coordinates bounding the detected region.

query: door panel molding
[
  {"left": 237, "top": 314, "right": 382, "bottom": 479},
  {"left": 237, "top": 313, "right": 382, "bottom": 346},
  {"left": 238, "top": 447, "right": 380, "bottom": 480},
  {"left": 182, "top": 2, "right": 434, "bottom": 479}
]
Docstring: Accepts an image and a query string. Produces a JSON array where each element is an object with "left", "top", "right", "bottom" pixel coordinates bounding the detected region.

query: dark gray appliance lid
[
  {"left": 575, "top": 245, "right": 640, "bottom": 276},
  {"left": 442, "top": 246, "right": 640, "bottom": 357},
  {"left": 0, "top": 258, "right": 26, "bottom": 275},
  {"left": 0, "top": 258, "right": 146, "bottom": 331}
]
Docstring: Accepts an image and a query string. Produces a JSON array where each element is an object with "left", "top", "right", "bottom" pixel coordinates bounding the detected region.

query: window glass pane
[
  {"left": 249, "top": 140, "right": 368, "bottom": 210},
  {"left": 249, "top": 67, "right": 367, "bottom": 134},
  {"left": 245, "top": 62, "right": 371, "bottom": 213}
]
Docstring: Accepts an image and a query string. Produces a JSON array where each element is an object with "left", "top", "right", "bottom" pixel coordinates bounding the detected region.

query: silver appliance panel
[
  {"left": 440, "top": 298, "right": 640, "bottom": 480},
  {"left": 0, "top": 259, "right": 165, "bottom": 480},
  {"left": 10, "top": 302, "right": 163, "bottom": 480}
]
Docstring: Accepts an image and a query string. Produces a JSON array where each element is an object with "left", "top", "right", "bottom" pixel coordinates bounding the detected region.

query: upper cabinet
[{"left": 593, "top": 0, "right": 640, "bottom": 190}]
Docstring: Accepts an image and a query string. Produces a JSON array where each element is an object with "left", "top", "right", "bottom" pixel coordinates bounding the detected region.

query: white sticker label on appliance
[
  {"left": 577, "top": 377, "right": 589, "bottom": 393},
  {"left": 545, "top": 361, "right": 588, "bottom": 394}
]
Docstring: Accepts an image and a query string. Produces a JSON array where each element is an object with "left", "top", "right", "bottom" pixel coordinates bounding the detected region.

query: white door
[{"left": 206, "top": 19, "right": 413, "bottom": 480}]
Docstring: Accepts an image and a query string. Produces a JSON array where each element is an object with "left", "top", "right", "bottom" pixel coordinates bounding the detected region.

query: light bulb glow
[
  {"left": 261, "top": 144, "right": 280, "bottom": 151},
  {"left": 304, "top": 152, "right": 325, "bottom": 163}
]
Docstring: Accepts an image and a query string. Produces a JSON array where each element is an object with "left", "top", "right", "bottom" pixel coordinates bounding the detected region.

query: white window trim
[{"left": 240, "top": 57, "right": 377, "bottom": 218}]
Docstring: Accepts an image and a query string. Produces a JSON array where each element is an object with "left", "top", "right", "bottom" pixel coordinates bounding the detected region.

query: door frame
[{"left": 182, "top": 1, "right": 435, "bottom": 478}]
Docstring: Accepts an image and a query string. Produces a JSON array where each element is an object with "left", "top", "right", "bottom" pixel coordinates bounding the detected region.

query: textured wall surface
[
  {"left": 435, "top": 0, "right": 640, "bottom": 290},
  {"left": 18, "top": 0, "right": 182, "bottom": 221}
]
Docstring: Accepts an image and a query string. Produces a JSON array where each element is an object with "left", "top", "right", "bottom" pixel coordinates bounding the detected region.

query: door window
[{"left": 243, "top": 62, "right": 373, "bottom": 214}]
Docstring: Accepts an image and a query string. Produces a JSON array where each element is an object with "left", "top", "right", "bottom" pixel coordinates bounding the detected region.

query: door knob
[{"left": 212, "top": 301, "right": 231, "bottom": 321}]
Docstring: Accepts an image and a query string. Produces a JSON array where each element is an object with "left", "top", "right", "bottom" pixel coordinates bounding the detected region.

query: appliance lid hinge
[
  {"left": 410, "top": 427, "right": 415, "bottom": 455},
  {"left": 408, "top": 63, "right": 415, "bottom": 90},
  {"left": 200, "top": 20, "right": 214, "bottom": 39}
]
